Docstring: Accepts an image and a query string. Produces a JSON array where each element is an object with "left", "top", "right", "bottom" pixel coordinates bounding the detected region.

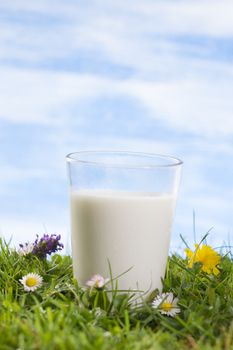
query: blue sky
[{"left": 0, "top": 0, "right": 233, "bottom": 251}]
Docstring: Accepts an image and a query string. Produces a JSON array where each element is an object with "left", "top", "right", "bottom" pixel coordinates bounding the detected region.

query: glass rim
[{"left": 66, "top": 150, "right": 183, "bottom": 169}]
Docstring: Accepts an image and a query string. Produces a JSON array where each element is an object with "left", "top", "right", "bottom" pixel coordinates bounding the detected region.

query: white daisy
[
  {"left": 18, "top": 243, "right": 34, "bottom": 256},
  {"left": 86, "top": 274, "right": 109, "bottom": 289},
  {"left": 19, "top": 273, "right": 43, "bottom": 292},
  {"left": 152, "top": 292, "right": 180, "bottom": 317}
]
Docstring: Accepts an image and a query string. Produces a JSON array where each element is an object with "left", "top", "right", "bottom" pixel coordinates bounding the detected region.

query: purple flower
[
  {"left": 32, "top": 234, "right": 64, "bottom": 258},
  {"left": 18, "top": 234, "right": 64, "bottom": 259}
]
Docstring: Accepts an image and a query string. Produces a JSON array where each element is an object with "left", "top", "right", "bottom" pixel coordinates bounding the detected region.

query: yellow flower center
[
  {"left": 26, "top": 277, "right": 37, "bottom": 287},
  {"left": 161, "top": 302, "right": 173, "bottom": 312}
]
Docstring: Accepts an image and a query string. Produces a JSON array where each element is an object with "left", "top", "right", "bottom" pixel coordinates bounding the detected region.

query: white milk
[{"left": 70, "top": 190, "right": 176, "bottom": 292}]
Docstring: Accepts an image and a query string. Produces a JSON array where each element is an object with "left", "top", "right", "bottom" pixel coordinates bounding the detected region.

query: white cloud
[
  {"left": 1, "top": 0, "right": 232, "bottom": 138},
  {"left": 0, "top": 68, "right": 110, "bottom": 123},
  {"left": 1, "top": 66, "right": 233, "bottom": 137},
  {"left": 69, "top": 1, "right": 233, "bottom": 76},
  {"left": 129, "top": 1, "right": 233, "bottom": 37},
  {"left": 1, "top": 0, "right": 233, "bottom": 37},
  {"left": 1, "top": 0, "right": 233, "bottom": 70},
  {"left": 124, "top": 76, "right": 233, "bottom": 136},
  {"left": 0, "top": 166, "right": 53, "bottom": 196}
]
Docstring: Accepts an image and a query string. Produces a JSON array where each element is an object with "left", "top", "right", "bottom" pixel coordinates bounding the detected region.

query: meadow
[{"left": 0, "top": 234, "right": 233, "bottom": 350}]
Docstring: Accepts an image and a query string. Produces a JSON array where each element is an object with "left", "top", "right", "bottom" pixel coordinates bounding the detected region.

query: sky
[{"left": 0, "top": 0, "right": 233, "bottom": 252}]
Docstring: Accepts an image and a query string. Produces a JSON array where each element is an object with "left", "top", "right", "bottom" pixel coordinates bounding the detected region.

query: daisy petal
[{"left": 20, "top": 273, "right": 43, "bottom": 292}]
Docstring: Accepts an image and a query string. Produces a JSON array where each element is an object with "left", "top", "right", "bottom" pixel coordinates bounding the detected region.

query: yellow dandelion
[{"left": 185, "top": 244, "right": 221, "bottom": 275}]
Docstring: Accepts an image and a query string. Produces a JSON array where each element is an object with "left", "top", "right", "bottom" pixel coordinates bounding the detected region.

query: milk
[{"left": 70, "top": 190, "right": 176, "bottom": 292}]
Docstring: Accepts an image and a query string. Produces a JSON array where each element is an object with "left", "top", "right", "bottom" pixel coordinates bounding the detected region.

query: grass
[{"left": 0, "top": 237, "right": 233, "bottom": 350}]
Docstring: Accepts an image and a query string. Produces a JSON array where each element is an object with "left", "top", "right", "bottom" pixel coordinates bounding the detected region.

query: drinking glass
[{"left": 66, "top": 151, "right": 182, "bottom": 292}]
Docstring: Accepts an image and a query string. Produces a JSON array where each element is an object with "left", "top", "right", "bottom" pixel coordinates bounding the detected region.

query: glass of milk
[{"left": 66, "top": 151, "right": 182, "bottom": 293}]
